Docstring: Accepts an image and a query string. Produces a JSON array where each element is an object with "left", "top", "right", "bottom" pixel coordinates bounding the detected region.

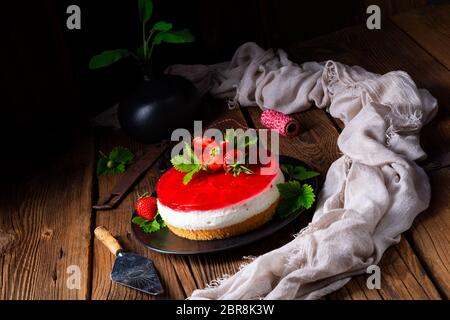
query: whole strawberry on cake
[{"left": 156, "top": 131, "right": 285, "bottom": 240}]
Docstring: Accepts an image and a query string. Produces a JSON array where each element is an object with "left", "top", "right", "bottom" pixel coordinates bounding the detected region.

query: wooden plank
[
  {"left": 364, "top": 0, "right": 426, "bottom": 17},
  {"left": 247, "top": 106, "right": 439, "bottom": 299},
  {"left": 286, "top": 21, "right": 446, "bottom": 299},
  {"left": 246, "top": 107, "right": 340, "bottom": 176},
  {"left": 0, "top": 130, "right": 95, "bottom": 299},
  {"left": 92, "top": 129, "right": 194, "bottom": 300},
  {"left": 410, "top": 168, "right": 450, "bottom": 296},
  {"left": 392, "top": 4, "right": 450, "bottom": 70}
]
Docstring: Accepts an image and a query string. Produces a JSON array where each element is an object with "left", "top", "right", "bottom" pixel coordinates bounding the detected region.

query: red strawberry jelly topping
[{"left": 156, "top": 163, "right": 279, "bottom": 211}]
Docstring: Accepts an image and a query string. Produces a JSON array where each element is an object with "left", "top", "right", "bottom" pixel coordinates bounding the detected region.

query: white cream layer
[{"left": 157, "top": 169, "right": 285, "bottom": 230}]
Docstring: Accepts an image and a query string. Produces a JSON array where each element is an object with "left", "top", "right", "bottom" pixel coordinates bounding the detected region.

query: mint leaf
[
  {"left": 298, "top": 184, "right": 315, "bottom": 209},
  {"left": 96, "top": 157, "right": 108, "bottom": 175},
  {"left": 170, "top": 143, "right": 203, "bottom": 184},
  {"left": 292, "top": 167, "right": 320, "bottom": 180},
  {"left": 171, "top": 155, "right": 194, "bottom": 171},
  {"left": 182, "top": 165, "right": 201, "bottom": 185},
  {"left": 96, "top": 146, "right": 134, "bottom": 176},
  {"left": 277, "top": 180, "right": 303, "bottom": 198},
  {"left": 171, "top": 154, "right": 202, "bottom": 174},
  {"left": 281, "top": 164, "right": 294, "bottom": 177},
  {"left": 281, "top": 164, "right": 319, "bottom": 181},
  {"left": 277, "top": 181, "right": 316, "bottom": 217},
  {"left": 132, "top": 216, "right": 148, "bottom": 225},
  {"left": 112, "top": 163, "right": 126, "bottom": 174},
  {"left": 109, "top": 146, "right": 134, "bottom": 163},
  {"left": 277, "top": 197, "right": 304, "bottom": 218},
  {"left": 132, "top": 213, "right": 166, "bottom": 234},
  {"left": 184, "top": 142, "right": 199, "bottom": 164},
  {"left": 142, "top": 220, "right": 162, "bottom": 233}
]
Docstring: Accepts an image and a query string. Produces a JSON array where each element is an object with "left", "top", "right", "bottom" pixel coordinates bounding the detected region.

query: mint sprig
[
  {"left": 277, "top": 181, "right": 316, "bottom": 218},
  {"left": 97, "top": 146, "right": 134, "bottom": 176},
  {"left": 171, "top": 143, "right": 202, "bottom": 185},
  {"left": 281, "top": 164, "right": 320, "bottom": 181},
  {"left": 132, "top": 213, "right": 166, "bottom": 234}
]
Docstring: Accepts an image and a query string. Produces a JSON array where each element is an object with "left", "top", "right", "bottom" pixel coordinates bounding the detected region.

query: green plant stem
[
  {"left": 145, "top": 29, "right": 156, "bottom": 63},
  {"left": 146, "top": 29, "right": 155, "bottom": 46},
  {"left": 142, "top": 23, "right": 148, "bottom": 60},
  {"left": 128, "top": 51, "right": 140, "bottom": 62},
  {"left": 147, "top": 42, "right": 156, "bottom": 63}
]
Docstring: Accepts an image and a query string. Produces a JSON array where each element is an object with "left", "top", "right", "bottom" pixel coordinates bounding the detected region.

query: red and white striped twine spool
[{"left": 260, "top": 109, "right": 300, "bottom": 137}]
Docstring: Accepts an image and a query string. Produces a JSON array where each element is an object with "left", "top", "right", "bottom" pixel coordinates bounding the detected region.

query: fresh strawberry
[
  {"left": 136, "top": 193, "right": 158, "bottom": 221},
  {"left": 202, "top": 144, "right": 222, "bottom": 171},
  {"left": 219, "top": 140, "right": 232, "bottom": 156},
  {"left": 192, "top": 137, "right": 215, "bottom": 152}
]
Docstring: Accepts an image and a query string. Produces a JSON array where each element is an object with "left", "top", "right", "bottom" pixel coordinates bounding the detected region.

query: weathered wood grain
[
  {"left": 92, "top": 129, "right": 194, "bottom": 300},
  {"left": 246, "top": 106, "right": 440, "bottom": 300},
  {"left": 364, "top": 0, "right": 427, "bottom": 17},
  {"left": 409, "top": 168, "right": 450, "bottom": 297},
  {"left": 0, "top": 130, "right": 95, "bottom": 299},
  {"left": 392, "top": 4, "right": 450, "bottom": 70},
  {"left": 288, "top": 20, "right": 447, "bottom": 299}
]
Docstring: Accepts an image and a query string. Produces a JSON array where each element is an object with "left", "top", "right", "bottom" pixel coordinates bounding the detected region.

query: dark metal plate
[{"left": 131, "top": 155, "right": 319, "bottom": 255}]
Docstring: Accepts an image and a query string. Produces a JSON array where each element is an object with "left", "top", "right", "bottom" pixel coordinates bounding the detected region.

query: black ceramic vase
[{"left": 118, "top": 73, "right": 200, "bottom": 144}]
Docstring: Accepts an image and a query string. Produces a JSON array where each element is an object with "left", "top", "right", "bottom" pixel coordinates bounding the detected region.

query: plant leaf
[
  {"left": 281, "top": 164, "right": 319, "bottom": 181},
  {"left": 281, "top": 164, "right": 294, "bottom": 177},
  {"left": 153, "top": 21, "right": 172, "bottom": 32},
  {"left": 277, "top": 197, "right": 303, "bottom": 218},
  {"left": 292, "top": 166, "right": 320, "bottom": 181},
  {"left": 183, "top": 142, "right": 199, "bottom": 164},
  {"left": 138, "top": 0, "right": 153, "bottom": 24},
  {"left": 182, "top": 165, "right": 201, "bottom": 185},
  {"left": 132, "top": 214, "right": 166, "bottom": 234},
  {"left": 137, "top": 45, "right": 145, "bottom": 60},
  {"left": 109, "top": 146, "right": 134, "bottom": 163},
  {"left": 89, "top": 49, "right": 129, "bottom": 69},
  {"left": 96, "top": 157, "right": 108, "bottom": 176},
  {"left": 298, "top": 184, "right": 315, "bottom": 209},
  {"left": 153, "top": 29, "right": 195, "bottom": 45},
  {"left": 112, "top": 163, "right": 126, "bottom": 174},
  {"left": 132, "top": 216, "right": 147, "bottom": 225},
  {"left": 277, "top": 181, "right": 316, "bottom": 217},
  {"left": 277, "top": 180, "right": 303, "bottom": 198}
]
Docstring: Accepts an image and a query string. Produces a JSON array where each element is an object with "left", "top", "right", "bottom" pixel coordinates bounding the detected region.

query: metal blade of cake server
[{"left": 111, "top": 252, "right": 164, "bottom": 295}]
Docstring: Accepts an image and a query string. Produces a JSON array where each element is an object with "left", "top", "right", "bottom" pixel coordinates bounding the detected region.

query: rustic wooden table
[{"left": 1, "top": 5, "right": 449, "bottom": 300}]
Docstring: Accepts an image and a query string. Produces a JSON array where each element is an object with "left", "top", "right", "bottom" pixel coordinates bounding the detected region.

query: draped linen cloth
[{"left": 166, "top": 42, "right": 438, "bottom": 300}]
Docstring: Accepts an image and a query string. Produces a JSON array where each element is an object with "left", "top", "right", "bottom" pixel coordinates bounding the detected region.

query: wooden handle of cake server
[{"left": 94, "top": 226, "right": 123, "bottom": 256}]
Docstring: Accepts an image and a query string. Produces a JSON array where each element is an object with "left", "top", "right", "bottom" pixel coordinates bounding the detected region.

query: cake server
[{"left": 94, "top": 226, "right": 164, "bottom": 295}]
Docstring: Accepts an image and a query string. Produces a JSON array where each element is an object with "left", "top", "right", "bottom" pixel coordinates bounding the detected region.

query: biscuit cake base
[{"left": 165, "top": 200, "right": 279, "bottom": 240}]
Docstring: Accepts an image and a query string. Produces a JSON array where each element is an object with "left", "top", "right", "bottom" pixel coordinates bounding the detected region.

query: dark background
[{"left": 0, "top": 0, "right": 442, "bottom": 174}]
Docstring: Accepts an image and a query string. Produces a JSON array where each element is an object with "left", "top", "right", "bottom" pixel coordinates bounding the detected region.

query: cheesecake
[{"left": 156, "top": 161, "right": 284, "bottom": 240}]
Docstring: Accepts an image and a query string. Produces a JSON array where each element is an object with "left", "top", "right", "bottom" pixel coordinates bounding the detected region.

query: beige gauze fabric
[{"left": 166, "top": 42, "right": 438, "bottom": 299}]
